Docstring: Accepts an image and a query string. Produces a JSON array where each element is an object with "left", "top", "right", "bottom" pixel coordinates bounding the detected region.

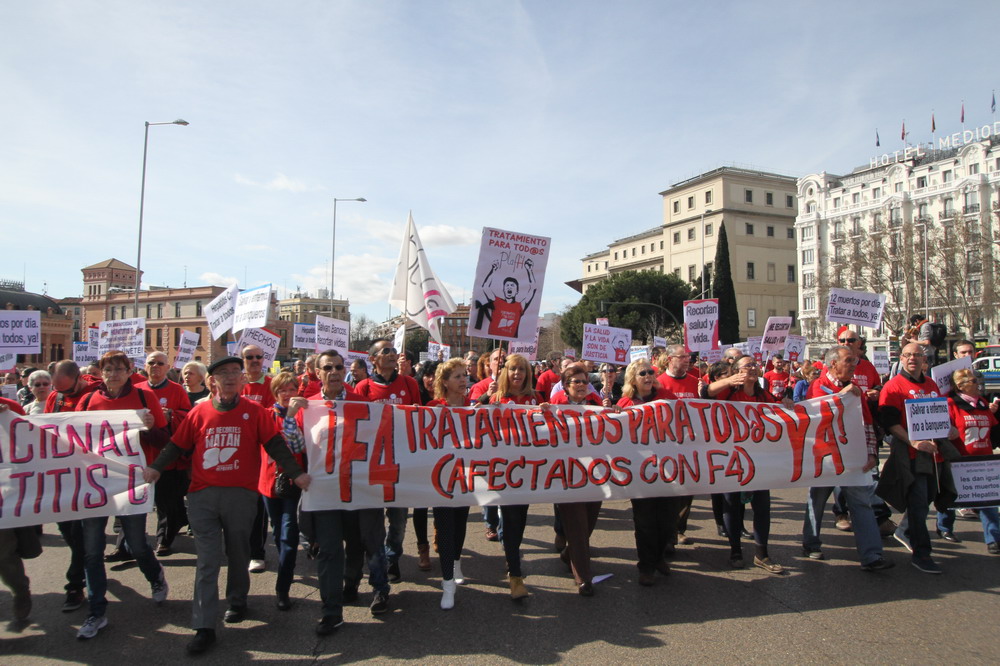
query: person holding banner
[
  {"left": 426, "top": 358, "right": 475, "bottom": 609},
  {"left": 240, "top": 344, "right": 273, "bottom": 574},
  {"left": 24, "top": 370, "right": 53, "bottom": 415},
  {"left": 942, "top": 368, "right": 1000, "bottom": 553},
  {"left": 141, "top": 356, "right": 310, "bottom": 654},
  {"left": 74, "top": 351, "right": 170, "bottom": 640},
  {"left": 802, "top": 347, "right": 893, "bottom": 571},
  {"left": 412, "top": 360, "right": 441, "bottom": 572},
  {"left": 548, "top": 363, "right": 604, "bottom": 595},
  {"left": 722, "top": 355, "right": 785, "bottom": 574}
]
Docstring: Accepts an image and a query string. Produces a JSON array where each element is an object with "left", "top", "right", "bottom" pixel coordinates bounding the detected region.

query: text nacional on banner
[
  {"left": 0, "top": 409, "right": 154, "bottom": 528},
  {"left": 300, "top": 393, "right": 871, "bottom": 511}
]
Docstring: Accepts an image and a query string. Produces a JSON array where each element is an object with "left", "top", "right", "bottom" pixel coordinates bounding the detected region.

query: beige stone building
[
  {"left": 576, "top": 166, "right": 800, "bottom": 340},
  {"left": 278, "top": 289, "right": 350, "bottom": 325}
]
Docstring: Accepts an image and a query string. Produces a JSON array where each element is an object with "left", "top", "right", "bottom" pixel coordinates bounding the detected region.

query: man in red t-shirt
[
  {"left": 136, "top": 351, "right": 193, "bottom": 555},
  {"left": 354, "top": 338, "right": 420, "bottom": 586},
  {"left": 762, "top": 353, "right": 791, "bottom": 401},
  {"left": 469, "top": 347, "right": 507, "bottom": 403},
  {"left": 534, "top": 351, "right": 562, "bottom": 399},
  {"left": 240, "top": 345, "right": 274, "bottom": 408},
  {"left": 657, "top": 344, "right": 699, "bottom": 398},
  {"left": 297, "top": 354, "right": 322, "bottom": 398},
  {"left": 144, "top": 356, "right": 308, "bottom": 654}
]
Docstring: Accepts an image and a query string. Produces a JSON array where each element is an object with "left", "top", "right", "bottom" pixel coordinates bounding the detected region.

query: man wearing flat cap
[{"left": 143, "top": 357, "right": 311, "bottom": 655}]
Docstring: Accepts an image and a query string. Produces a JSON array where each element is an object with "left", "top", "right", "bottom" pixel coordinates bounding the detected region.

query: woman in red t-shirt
[
  {"left": 258, "top": 372, "right": 307, "bottom": 610},
  {"left": 941, "top": 369, "right": 1000, "bottom": 552},
  {"left": 411, "top": 361, "right": 441, "bottom": 572},
  {"left": 616, "top": 358, "right": 673, "bottom": 408},
  {"left": 721, "top": 355, "right": 784, "bottom": 575}
]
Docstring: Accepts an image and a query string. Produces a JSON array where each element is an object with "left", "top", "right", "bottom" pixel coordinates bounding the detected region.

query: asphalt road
[{"left": 2, "top": 489, "right": 998, "bottom": 664}]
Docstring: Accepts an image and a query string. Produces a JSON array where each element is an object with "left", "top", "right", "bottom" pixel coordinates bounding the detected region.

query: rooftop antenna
[{"left": 183, "top": 265, "right": 187, "bottom": 288}]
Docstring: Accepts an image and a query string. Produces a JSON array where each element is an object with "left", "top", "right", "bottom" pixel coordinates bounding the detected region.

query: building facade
[
  {"left": 278, "top": 288, "right": 350, "bottom": 325},
  {"left": 577, "top": 167, "right": 800, "bottom": 340},
  {"left": 796, "top": 136, "right": 1000, "bottom": 349}
]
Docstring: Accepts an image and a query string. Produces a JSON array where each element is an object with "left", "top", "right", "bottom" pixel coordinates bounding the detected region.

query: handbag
[{"left": 273, "top": 470, "right": 301, "bottom": 500}]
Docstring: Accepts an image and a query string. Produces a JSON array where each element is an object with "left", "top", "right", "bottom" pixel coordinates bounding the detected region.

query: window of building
[
  {"left": 803, "top": 296, "right": 816, "bottom": 311},
  {"left": 641, "top": 245, "right": 646, "bottom": 255},
  {"left": 706, "top": 191, "right": 713, "bottom": 204},
  {"left": 916, "top": 176, "right": 927, "bottom": 188},
  {"left": 965, "top": 190, "right": 979, "bottom": 209},
  {"left": 787, "top": 265, "right": 796, "bottom": 282},
  {"left": 673, "top": 201, "right": 679, "bottom": 214},
  {"left": 967, "top": 248, "right": 982, "bottom": 273},
  {"left": 786, "top": 194, "right": 794, "bottom": 207},
  {"left": 943, "top": 169, "right": 953, "bottom": 182},
  {"left": 687, "top": 196, "right": 695, "bottom": 209},
  {"left": 587, "top": 264, "right": 591, "bottom": 273},
  {"left": 747, "top": 262, "right": 755, "bottom": 280},
  {"left": 969, "top": 163, "right": 979, "bottom": 175},
  {"left": 767, "top": 263, "right": 776, "bottom": 281},
  {"left": 745, "top": 223, "right": 754, "bottom": 235},
  {"left": 833, "top": 197, "right": 841, "bottom": 208},
  {"left": 852, "top": 193, "right": 860, "bottom": 203},
  {"left": 688, "top": 265, "right": 696, "bottom": 281},
  {"left": 787, "top": 227, "right": 795, "bottom": 239},
  {"left": 145, "top": 329, "right": 152, "bottom": 346},
  {"left": 156, "top": 303, "right": 163, "bottom": 318},
  {"left": 890, "top": 208, "right": 902, "bottom": 224},
  {"left": 705, "top": 223, "right": 713, "bottom": 236},
  {"left": 894, "top": 182, "right": 903, "bottom": 192},
  {"left": 872, "top": 187, "right": 881, "bottom": 198},
  {"left": 745, "top": 189, "right": 753, "bottom": 203},
  {"left": 195, "top": 301, "right": 203, "bottom": 316},
  {"left": 806, "top": 202, "right": 816, "bottom": 212},
  {"left": 789, "top": 310, "right": 796, "bottom": 325},
  {"left": 705, "top": 262, "right": 713, "bottom": 277},
  {"left": 802, "top": 248, "right": 814, "bottom": 264},
  {"left": 613, "top": 251, "right": 618, "bottom": 260},
  {"left": 766, "top": 192, "right": 774, "bottom": 206},
  {"left": 801, "top": 225, "right": 814, "bottom": 241},
  {"left": 944, "top": 198, "right": 954, "bottom": 215},
  {"left": 154, "top": 328, "right": 161, "bottom": 347},
  {"left": 747, "top": 309, "right": 756, "bottom": 328},
  {"left": 917, "top": 203, "right": 928, "bottom": 220},
  {"left": 174, "top": 302, "right": 181, "bottom": 318},
  {"left": 174, "top": 328, "right": 181, "bottom": 346},
  {"left": 673, "top": 268, "right": 681, "bottom": 277},
  {"left": 631, "top": 248, "right": 636, "bottom": 257},
  {"left": 659, "top": 241, "right": 663, "bottom": 250},
  {"left": 687, "top": 227, "right": 696, "bottom": 241},
  {"left": 766, "top": 226, "right": 774, "bottom": 237},
  {"left": 852, "top": 217, "right": 862, "bottom": 234},
  {"left": 968, "top": 277, "right": 982, "bottom": 297},
  {"left": 145, "top": 304, "right": 151, "bottom": 318},
  {"left": 803, "top": 272, "right": 815, "bottom": 288},
  {"left": 194, "top": 327, "right": 202, "bottom": 346},
  {"left": 672, "top": 232, "right": 680, "bottom": 244}
]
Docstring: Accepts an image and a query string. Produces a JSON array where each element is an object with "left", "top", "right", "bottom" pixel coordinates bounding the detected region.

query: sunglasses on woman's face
[{"left": 637, "top": 370, "right": 655, "bottom": 377}]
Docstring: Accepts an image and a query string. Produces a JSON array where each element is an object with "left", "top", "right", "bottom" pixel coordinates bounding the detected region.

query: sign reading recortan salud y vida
[
  {"left": 760, "top": 316, "right": 793, "bottom": 355},
  {"left": 234, "top": 327, "right": 281, "bottom": 366},
  {"left": 467, "top": 228, "right": 550, "bottom": 342},
  {"left": 949, "top": 456, "right": 1000, "bottom": 508},
  {"left": 0, "top": 410, "right": 154, "bottom": 528},
  {"left": 683, "top": 299, "right": 719, "bottom": 353},
  {"left": 825, "top": 287, "right": 887, "bottom": 330},
  {"left": 173, "top": 330, "right": 200, "bottom": 369},
  {"left": 905, "top": 397, "right": 951, "bottom": 441},
  {"left": 0, "top": 311, "right": 42, "bottom": 355},
  {"left": 232, "top": 284, "right": 272, "bottom": 334},
  {"left": 582, "top": 323, "right": 632, "bottom": 365},
  {"left": 206, "top": 284, "right": 239, "bottom": 340},
  {"left": 299, "top": 392, "right": 870, "bottom": 510}
]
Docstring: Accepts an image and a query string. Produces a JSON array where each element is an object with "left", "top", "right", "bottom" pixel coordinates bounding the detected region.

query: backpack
[{"left": 927, "top": 322, "right": 947, "bottom": 348}]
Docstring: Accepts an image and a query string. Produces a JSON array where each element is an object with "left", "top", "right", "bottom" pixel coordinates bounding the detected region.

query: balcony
[
  {"left": 914, "top": 215, "right": 932, "bottom": 225},
  {"left": 870, "top": 222, "right": 886, "bottom": 234},
  {"left": 890, "top": 217, "right": 903, "bottom": 228},
  {"left": 831, "top": 231, "right": 845, "bottom": 242},
  {"left": 964, "top": 204, "right": 981, "bottom": 214},
  {"left": 939, "top": 210, "right": 956, "bottom": 220}
]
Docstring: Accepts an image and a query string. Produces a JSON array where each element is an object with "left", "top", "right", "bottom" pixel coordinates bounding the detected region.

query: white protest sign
[
  {"left": 683, "top": 299, "right": 719, "bottom": 353},
  {"left": 629, "top": 345, "right": 651, "bottom": 362},
  {"left": 784, "top": 335, "right": 807, "bottom": 362},
  {"left": 346, "top": 351, "right": 372, "bottom": 375},
  {"left": 1, "top": 384, "right": 15, "bottom": 401},
  {"left": 226, "top": 342, "right": 237, "bottom": 356},
  {"left": 97, "top": 317, "right": 145, "bottom": 363},
  {"left": 826, "top": 287, "right": 887, "bottom": 330},
  {"left": 905, "top": 397, "right": 951, "bottom": 441},
  {"left": 564, "top": 348, "right": 576, "bottom": 359},
  {"left": 232, "top": 284, "right": 272, "bottom": 334},
  {"left": 761, "top": 316, "right": 793, "bottom": 355},
  {"left": 653, "top": 336, "right": 667, "bottom": 349},
  {"left": 871, "top": 350, "right": 891, "bottom": 375},
  {"left": 746, "top": 337, "right": 763, "bottom": 363},
  {"left": 582, "top": 323, "right": 632, "bottom": 365},
  {"left": 508, "top": 340, "right": 537, "bottom": 360},
  {"left": 931, "top": 356, "right": 973, "bottom": 396},
  {"left": 702, "top": 348, "right": 723, "bottom": 363},
  {"left": 0, "top": 353, "right": 15, "bottom": 373},
  {"left": 293, "top": 323, "right": 316, "bottom": 350},
  {"left": 73, "top": 342, "right": 96, "bottom": 366},
  {"left": 595, "top": 318, "right": 609, "bottom": 326},
  {"left": 950, "top": 457, "right": 1000, "bottom": 508},
  {"left": 0, "top": 310, "right": 42, "bottom": 355},
  {"left": 427, "top": 342, "right": 451, "bottom": 361},
  {"left": 205, "top": 284, "right": 239, "bottom": 340},
  {"left": 234, "top": 327, "right": 281, "bottom": 366},
  {"left": 467, "top": 228, "right": 550, "bottom": 342},
  {"left": 393, "top": 325, "right": 406, "bottom": 354},
  {"left": 173, "top": 330, "right": 200, "bottom": 369},
  {"left": 315, "top": 315, "right": 349, "bottom": 355},
  {"left": 0, "top": 409, "right": 154, "bottom": 528}
]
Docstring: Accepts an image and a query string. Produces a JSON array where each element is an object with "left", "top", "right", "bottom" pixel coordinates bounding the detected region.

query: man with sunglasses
[
  {"left": 136, "top": 352, "right": 193, "bottom": 556},
  {"left": 355, "top": 339, "right": 421, "bottom": 584},
  {"left": 240, "top": 345, "right": 275, "bottom": 409},
  {"left": 832, "top": 327, "right": 882, "bottom": 399}
]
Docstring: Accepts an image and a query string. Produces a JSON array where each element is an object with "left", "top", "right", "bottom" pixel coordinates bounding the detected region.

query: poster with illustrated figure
[
  {"left": 582, "top": 323, "right": 632, "bottom": 365},
  {"left": 466, "top": 227, "right": 550, "bottom": 342}
]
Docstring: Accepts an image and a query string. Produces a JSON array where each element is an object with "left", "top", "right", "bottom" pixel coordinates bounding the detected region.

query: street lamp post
[
  {"left": 700, "top": 208, "right": 713, "bottom": 298},
  {"left": 331, "top": 197, "right": 367, "bottom": 316},
  {"left": 134, "top": 119, "right": 189, "bottom": 316}
]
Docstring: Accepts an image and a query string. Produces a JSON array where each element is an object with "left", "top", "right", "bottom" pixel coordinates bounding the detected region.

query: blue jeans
[
  {"left": 803, "top": 484, "right": 883, "bottom": 565},
  {"left": 311, "top": 510, "right": 346, "bottom": 618},
  {"left": 57, "top": 520, "right": 86, "bottom": 592},
  {"left": 384, "top": 507, "right": 408, "bottom": 565},
  {"left": 263, "top": 495, "right": 300, "bottom": 598},
  {"left": 82, "top": 514, "right": 161, "bottom": 618},
  {"left": 905, "top": 470, "right": 935, "bottom": 560},
  {"left": 938, "top": 507, "right": 1000, "bottom": 544},
  {"left": 344, "top": 509, "right": 389, "bottom": 595}
]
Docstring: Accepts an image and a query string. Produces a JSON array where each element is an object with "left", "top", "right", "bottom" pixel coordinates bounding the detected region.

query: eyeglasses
[
  {"left": 670, "top": 354, "right": 691, "bottom": 359},
  {"left": 33, "top": 382, "right": 51, "bottom": 387},
  {"left": 900, "top": 353, "right": 924, "bottom": 359},
  {"left": 321, "top": 364, "right": 345, "bottom": 372},
  {"left": 147, "top": 361, "right": 167, "bottom": 366},
  {"left": 739, "top": 363, "right": 760, "bottom": 370},
  {"left": 375, "top": 347, "right": 397, "bottom": 356},
  {"left": 567, "top": 378, "right": 588, "bottom": 385},
  {"left": 637, "top": 370, "right": 655, "bottom": 377},
  {"left": 243, "top": 354, "right": 264, "bottom": 360},
  {"left": 838, "top": 337, "right": 858, "bottom": 344}
]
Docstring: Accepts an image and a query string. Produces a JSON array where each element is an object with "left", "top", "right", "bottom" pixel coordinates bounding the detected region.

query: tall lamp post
[
  {"left": 700, "top": 208, "right": 713, "bottom": 298},
  {"left": 134, "top": 119, "right": 189, "bottom": 316},
  {"left": 331, "top": 197, "right": 367, "bottom": 315}
]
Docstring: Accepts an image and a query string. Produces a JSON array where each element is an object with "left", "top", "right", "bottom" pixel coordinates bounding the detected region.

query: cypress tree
[{"left": 712, "top": 221, "right": 740, "bottom": 343}]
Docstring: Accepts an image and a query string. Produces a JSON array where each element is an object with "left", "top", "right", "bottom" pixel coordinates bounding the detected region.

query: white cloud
[
  {"left": 238, "top": 244, "right": 272, "bottom": 252},
  {"left": 420, "top": 225, "right": 480, "bottom": 246},
  {"left": 199, "top": 272, "right": 239, "bottom": 288},
  {"left": 289, "top": 253, "right": 398, "bottom": 306},
  {"left": 233, "top": 172, "right": 325, "bottom": 193}
]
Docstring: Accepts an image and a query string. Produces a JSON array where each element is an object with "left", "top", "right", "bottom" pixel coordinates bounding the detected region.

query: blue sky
[{"left": 3, "top": 1, "right": 997, "bottom": 324}]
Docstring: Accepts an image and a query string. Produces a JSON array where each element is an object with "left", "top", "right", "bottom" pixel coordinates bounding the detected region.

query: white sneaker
[
  {"left": 452, "top": 560, "right": 465, "bottom": 585},
  {"left": 893, "top": 528, "right": 913, "bottom": 553},
  {"left": 249, "top": 559, "right": 266, "bottom": 573},
  {"left": 440, "top": 579, "right": 457, "bottom": 610},
  {"left": 151, "top": 567, "right": 168, "bottom": 603},
  {"left": 77, "top": 614, "right": 108, "bottom": 640}
]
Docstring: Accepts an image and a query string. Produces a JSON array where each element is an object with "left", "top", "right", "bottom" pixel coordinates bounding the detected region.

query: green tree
[
  {"left": 560, "top": 270, "right": 689, "bottom": 348},
  {"left": 712, "top": 221, "right": 740, "bottom": 343}
]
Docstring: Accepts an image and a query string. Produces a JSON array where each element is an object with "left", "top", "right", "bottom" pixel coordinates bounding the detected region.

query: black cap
[{"left": 207, "top": 357, "right": 243, "bottom": 375}]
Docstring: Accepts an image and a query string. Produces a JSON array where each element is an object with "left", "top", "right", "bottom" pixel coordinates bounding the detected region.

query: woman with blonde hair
[{"left": 617, "top": 358, "right": 673, "bottom": 408}]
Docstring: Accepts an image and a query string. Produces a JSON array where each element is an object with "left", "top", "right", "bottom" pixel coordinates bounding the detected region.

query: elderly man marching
[{"left": 143, "top": 357, "right": 310, "bottom": 655}]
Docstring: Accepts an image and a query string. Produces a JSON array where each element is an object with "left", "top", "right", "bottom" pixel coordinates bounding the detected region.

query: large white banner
[
  {"left": 825, "top": 287, "right": 887, "bottom": 330},
  {"left": 233, "top": 284, "right": 272, "bottom": 334},
  {"left": 582, "top": 323, "right": 632, "bottom": 365},
  {"left": 315, "top": 315, "right": 349, "bottom": 355},
  {"left": 293, "top": 323, "right": 316, "bottom": 350},
  {"left": 300, "top": 393, "right": 870, "bottom": 510},
  {"left": 98, "top": 317, "right": 145, "bottom": 363},
  {"left": 0, "top": 311, "right": 42, "bottom": 355},
  {"left": 234, "top": 327, "right": 281, "bottom": 366},
  {"left": 206, "top": 284, "right": 239, "bottom": 340},
  {"left": 467, "top": 228, "right": 550, "bottom": 342},
  {"left": 173, "top": 330, "right": 200, "bottom": 369},
  {"left": 0, "top": 409, "right": 154, "bottom": 528},
  {"left": 683, "top": 299, "right": 719, "bottom": 353}
]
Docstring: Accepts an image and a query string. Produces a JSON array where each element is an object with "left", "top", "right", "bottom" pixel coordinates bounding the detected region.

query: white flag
[{"left": 389, "top": 212, "right": 457, "bottom": 344}]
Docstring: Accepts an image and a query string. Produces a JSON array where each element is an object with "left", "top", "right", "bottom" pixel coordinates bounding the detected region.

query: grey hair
[{"left": 824, "top": 345, "right": 852, "bottom": 367}]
